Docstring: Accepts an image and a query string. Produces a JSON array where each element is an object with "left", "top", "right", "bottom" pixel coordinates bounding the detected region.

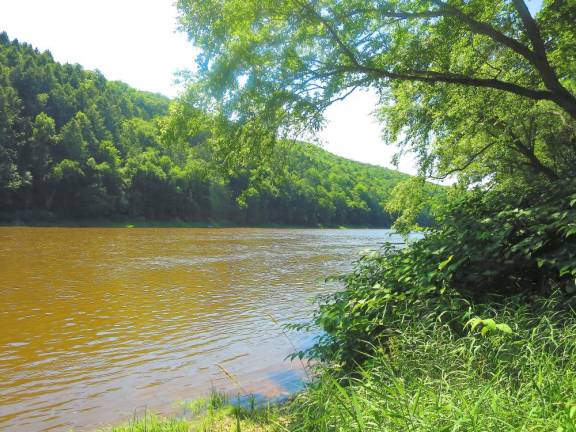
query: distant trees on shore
[{"left": 0, "top": 33, "right": 421, "bottom": 226}]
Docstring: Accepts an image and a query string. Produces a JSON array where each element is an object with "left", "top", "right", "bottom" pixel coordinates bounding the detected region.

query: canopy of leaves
[{"left": 177, "top": 0, "right": 575, "bottom": 186}]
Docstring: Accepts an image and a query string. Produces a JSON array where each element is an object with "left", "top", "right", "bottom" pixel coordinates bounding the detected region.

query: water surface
[{"left": 0, "top": 227, "right": 401, "bottom": 431}]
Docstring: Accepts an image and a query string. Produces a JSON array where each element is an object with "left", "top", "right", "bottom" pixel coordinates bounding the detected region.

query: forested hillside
[{"left": 0, "top": 32, "right": 414, "bottom": 226}]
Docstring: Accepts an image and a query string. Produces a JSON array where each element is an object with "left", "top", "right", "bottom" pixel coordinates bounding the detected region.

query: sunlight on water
[{"left": 0, "top": 227, "right": 403, "bottom": 431}]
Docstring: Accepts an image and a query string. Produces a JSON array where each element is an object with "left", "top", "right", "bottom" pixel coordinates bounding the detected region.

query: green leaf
[
  {"left": 466, "top": 317, "right": 483, "bottom": 331},
  {"left": 438, "top": 255, "right": 454, "bottom": 271},
  {"left": 495, "top": 323, "right": 513, "bottom": 334}
]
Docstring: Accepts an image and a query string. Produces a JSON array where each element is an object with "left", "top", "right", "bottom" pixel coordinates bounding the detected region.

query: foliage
[
  {"left": 0, "top": 33, "right": 420, "bottom": 227},
  {"left": 177, "top": 0, "right": 576, "bottom": 184},
  {"left": 0, "top": 33, "right": 169, "bottom": 218},
  {"left": 465, "top": 316, "right": 513, "bottom": 335},
  {"left": 429, "top": 179, "right": 576, "bottom": 296},
  {"left": 295, "top": 177, "right": 576, "bottom": 368},
  {"left": 288, "top": 295, "right": 576, "bottom": 431}
]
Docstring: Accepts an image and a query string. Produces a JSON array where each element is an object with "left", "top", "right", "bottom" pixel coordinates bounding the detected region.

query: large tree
[{"left": 177, "top": 0, "right": 576, "bottom": 182}]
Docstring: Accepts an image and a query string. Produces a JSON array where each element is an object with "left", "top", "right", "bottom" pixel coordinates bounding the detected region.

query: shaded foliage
[{"left": 297, "top": 179, "right": 576, "bottom": 369}]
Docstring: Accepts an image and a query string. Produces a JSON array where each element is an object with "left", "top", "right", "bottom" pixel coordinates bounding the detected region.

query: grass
[
  {"left": 101, "top": 391, "right": 286, "bottom": 432},
  {"left": 108, "top": 415, "right": 190, "bottom": 432},
  {"left": 287, "top": 295, "right": 576, "bottom": 432}
]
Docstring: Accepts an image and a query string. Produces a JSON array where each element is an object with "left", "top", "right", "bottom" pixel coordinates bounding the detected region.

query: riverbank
[
  {"left": 0, "top": 216, "right": 391, "bottom": 229},
  {"left": 104, "top": 392, "right": 285, "bottom": 432},
  {"left": 103, "top": 293, "right": 576, "bottom": 431}
]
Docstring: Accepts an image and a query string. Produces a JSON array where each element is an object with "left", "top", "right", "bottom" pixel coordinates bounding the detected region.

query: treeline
[{"left": 0, "top": 33, "right": 417, "bottom": 226}]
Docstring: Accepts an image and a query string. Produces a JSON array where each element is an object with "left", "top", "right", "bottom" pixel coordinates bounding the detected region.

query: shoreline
[
  {"left": 95, "top": 360, "right": 307, "bottom": 432},
  {"left": 0, "top": 219, "right": 394, "bottom": 229}
]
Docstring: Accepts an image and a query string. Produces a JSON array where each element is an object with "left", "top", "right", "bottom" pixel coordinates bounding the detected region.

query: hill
[{"left": 0, "top": 32, "right": 414, "bottom": 227}]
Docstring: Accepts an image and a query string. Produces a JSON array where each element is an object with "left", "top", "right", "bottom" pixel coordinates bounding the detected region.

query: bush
[
  {"left": 296, "top": 179, "right": 576, "bottom": 369},
  {"left": 431, "top": 179, "right": 576, "bottom": 298}
]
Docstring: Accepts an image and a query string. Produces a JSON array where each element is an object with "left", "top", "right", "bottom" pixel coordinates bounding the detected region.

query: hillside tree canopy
[{"left": 0, "top": 33, "right": 416, "bottom": 226}]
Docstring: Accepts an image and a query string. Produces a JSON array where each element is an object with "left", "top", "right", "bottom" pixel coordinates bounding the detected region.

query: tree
[
  {"left": 177, "top": 0, "right": 576, "bottom": 182},
  {"left": 59, "top": 113, "right": 89, "bottom": 162},
  {"left": 0, "top": 65, "right": 24, "bottom": 203},
  {"left": 26, "top": 113, "right": 58, "bottom": 207},
  {"left": 47, "top": 159, "right": 87, "bottom": 215},
  {"left": 0, "top": 32, "right": 413, "bottom": 225}
]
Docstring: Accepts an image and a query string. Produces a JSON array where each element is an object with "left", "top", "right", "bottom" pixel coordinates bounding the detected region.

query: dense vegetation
[
  {"left": 0, "top": 32, "right": 414, "bottom": 227},
  {"left": 301, "top": 179, "right": 576, "bottom": 367},
  {"left": 286, "top": 294, "right": 576, "bottom": 431}
]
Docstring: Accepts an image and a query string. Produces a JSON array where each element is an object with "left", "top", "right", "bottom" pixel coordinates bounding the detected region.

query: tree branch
[
  {"left": 344, "top": 2, "right": 536, "bottom": 65},
  {"left": 512, "top": 0, "right": 547, "bottom": 56},
  {"left": 493, "top": 119, "right": 560, "bottom": 180},
  {"left": 304, "top": 0, "right": 576, "bottom": 119},
  {"left": 345, "top": 65, "right": 555, "bottom": 101},
  {"left": 299, "top": 1, "right": 361, "bottom": 67},
  {"left": 511, "top": 0, "right": 575, "bottom": 103},
  {"left": 431, "top": 140, "right": 499, "bottom": 179},
  {"left": 436, "top": 0, "right": 576, "bottom": 118},
  {"left": 343, "top": 9, "right": 445, "bottom": 20},
  {"left": 430, "top": 0, "right": 537, "bottom": 63}
]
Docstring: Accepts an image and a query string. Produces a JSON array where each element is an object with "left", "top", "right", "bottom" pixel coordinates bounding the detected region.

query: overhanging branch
[
  {"left": 347, "top": 65, "right": 555, "bottom": 101},
  {"left": 302, "top": 0, "right": 576, "bottom": 119}
]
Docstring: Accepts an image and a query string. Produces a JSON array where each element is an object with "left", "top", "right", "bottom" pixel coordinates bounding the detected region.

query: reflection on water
[{"left": 0, "top": 227, "right": 402, "bottom": 431}]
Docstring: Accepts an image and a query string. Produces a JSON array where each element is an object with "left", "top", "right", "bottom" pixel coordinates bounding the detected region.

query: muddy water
[{"left": 0, "top": 227, "right": 402, "bottom": 431}]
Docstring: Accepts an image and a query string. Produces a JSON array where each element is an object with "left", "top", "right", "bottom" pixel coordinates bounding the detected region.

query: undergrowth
[{"left": 288, "top": 295, "right": 576, "bottom": 431}]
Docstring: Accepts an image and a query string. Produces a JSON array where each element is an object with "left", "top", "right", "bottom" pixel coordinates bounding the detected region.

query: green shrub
[
  {"left": 289, "top": 296, "right": 576, "bottom": 432},
  {"left": 431, "top": 179, "right": 576, "bottom": 298},
  {"left": 295, "top": 179, "right": 576, "bottom": 369}
]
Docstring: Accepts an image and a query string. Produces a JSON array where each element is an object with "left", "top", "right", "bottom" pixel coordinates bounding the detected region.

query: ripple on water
[{"left": 0, "top": 227, "right": 406, "bottom": 432}]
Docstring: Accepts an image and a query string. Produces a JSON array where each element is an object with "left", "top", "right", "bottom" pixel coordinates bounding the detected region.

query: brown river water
[{"left": 0, "top": 227, "right": 403, "bottom": 431}]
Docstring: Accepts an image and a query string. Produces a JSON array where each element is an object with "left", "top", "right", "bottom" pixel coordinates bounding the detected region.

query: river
[{"left": 0, "top": 227, "right": 403, "bottom": 431}]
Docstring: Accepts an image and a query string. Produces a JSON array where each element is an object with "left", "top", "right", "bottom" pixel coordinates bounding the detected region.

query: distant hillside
[
  {"left": 247, "top": 141, "right": 411, "bottom": 226},
  {"left": 0, "top": 32, "right": 417, "bottom": 227}
]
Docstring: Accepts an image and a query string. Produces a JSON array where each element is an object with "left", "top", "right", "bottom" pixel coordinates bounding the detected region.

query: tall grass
[
  {"left": 108, "top": 413, "right": 190, "bottom": 432},
  {"left": 287, "top": 295, "right": 576, "bottom": 431}
]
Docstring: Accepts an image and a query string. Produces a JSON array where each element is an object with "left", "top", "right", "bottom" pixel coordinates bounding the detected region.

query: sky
[{"left": 0, "top": 0, "right": 543, "bottom": 175}]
